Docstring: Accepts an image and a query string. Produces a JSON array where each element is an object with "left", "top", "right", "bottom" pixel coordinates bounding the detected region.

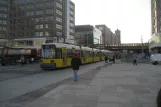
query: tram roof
[
  {"left": 81, "top": 47, "right": 93, "bottom": 51},
  {"left": 43, "top": 43, "right": 81, "bottom": 50}
]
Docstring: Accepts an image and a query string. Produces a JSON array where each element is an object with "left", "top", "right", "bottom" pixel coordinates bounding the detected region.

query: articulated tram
[{"left": 40, "top": 43, "right": 113, "bottom": 69}]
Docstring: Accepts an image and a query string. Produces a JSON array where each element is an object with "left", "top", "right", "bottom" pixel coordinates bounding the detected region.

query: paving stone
[
  {"left": 90, "top": 78, "right": 104, "bottom": 86},
  {"left": 101, "top": 85, "right": 117, "bottom": 93},
  {"left": 116, "top": 86, "right": 134, "bottom": 94},
  {"left": 55, "top": 94, "right": 77, "bottom": 104},
  {"left": 118, "top": 93, "right": 137, "bottom": 103},
  {"left": 97, "top": 103, "right": 119, "bottom": 107},
  {"left": 103, "top": 79, "right": 115, "bottom": 85},
  {"left": 49, "top": 104, "right": 74, "bottom": 107},
  {"left": 76, "top": 95, "right": 99, "bottom": 103},
  {"left": 137, "top": 94, "right": 156, "bottom": 103},
  {"left": 74, "top": 101, "right": 98, "bottom": 107},
  {"left": 25, "top": 97, "right": 56, "bottom": 107},
  {"left": 98, "top": 93, "right": 118, "bottom": 102},
  {"left": 119, "top": 102, "right": 143, "bottom": 107},
  {"left": 43, "top": 85, "right": 68, "bottom": 98}
]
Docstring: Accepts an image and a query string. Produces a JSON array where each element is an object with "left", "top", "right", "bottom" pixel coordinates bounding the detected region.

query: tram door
[{"left": 62, "top": 48, "right": 67, "bottom": 67}]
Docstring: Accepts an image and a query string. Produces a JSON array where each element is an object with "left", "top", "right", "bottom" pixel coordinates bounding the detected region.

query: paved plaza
[{"left": 19, "top": 61, "right": 161, "bottom": 107}]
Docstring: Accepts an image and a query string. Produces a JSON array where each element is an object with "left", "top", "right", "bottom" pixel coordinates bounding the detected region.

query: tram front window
[{"left": 42, "top": 45, "right": 56, "bottom": 58}]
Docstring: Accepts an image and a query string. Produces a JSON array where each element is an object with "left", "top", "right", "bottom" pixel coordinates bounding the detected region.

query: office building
[
  {"left": 95, "top": 25, "right": 121, "bottom": 45},
  {"left": 1, "top": 0, "right": 75, "bottom": 47},
  {"left": 0, "top": 0, "right": 9, "bottom": 46},
  {"left": 75, "top": 25, "right": 102, "bottom": 46},
  {"left": 115, "top": 29, "right": 121, "bottom": 44},
  {"left": 95, "top": 24, "right": 111, "bottom": 45},
  {"left": 151, "top": 0, "right": 161, "bottom": 35}
]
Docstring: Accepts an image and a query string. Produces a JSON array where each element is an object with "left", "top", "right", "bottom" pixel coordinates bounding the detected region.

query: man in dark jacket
[
  {"left": 157, "top": 88, "right": 161, "bottom": 107},
  {"left": 71, "top": 53, "right": 81, "bottom": 81}
]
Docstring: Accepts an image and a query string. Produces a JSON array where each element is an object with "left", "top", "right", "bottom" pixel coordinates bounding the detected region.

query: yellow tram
[{"left": 40, "top": 43, "right": 113, "bottom": 69}]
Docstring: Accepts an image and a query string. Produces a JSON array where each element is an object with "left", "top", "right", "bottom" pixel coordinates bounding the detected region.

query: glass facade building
[{"left": 75, "top": 25, "right": 102, "bottom": 46}]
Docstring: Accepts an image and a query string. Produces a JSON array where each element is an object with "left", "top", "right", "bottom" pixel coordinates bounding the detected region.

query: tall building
[
  {"left": 0, "top": 0, "right": 9, "bottom": 46},
  {"left": 75, "top": 25, "right": 102, "bottom": 46},
  {"left": 95, "top": 25, "right": 112, "bottom": 45},
  {"left": 1, "top": 0, "right": 75, "bottom": 47},
  {"left": 115, "top": 29, "right": 121, "bottom": 44},
  {"left": 151, "top": 0, "right": 161, "bottom": 35}
]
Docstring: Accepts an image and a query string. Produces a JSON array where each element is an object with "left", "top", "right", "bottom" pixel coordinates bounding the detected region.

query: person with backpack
[{"left": 71, "top": 53, "right": 81, "bottom": 81}]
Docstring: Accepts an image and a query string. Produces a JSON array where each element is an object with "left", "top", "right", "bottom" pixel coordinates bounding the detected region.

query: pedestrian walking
[
  {"left": 105, "top": 55, "right": 108, "bottom": 63},
  {"left": 133, "top": 56, "right": 137, "bottom": 65},
  {"left": 71, "top": 53, "right": 81, "bottom": 81},
  {"left": 113, "top": 55, "right": 115, "bottom": 63},
  {"left": 20, "top": 55, "right": 25, "bottom": 66},
  {"left": 157, "top": 88, "right": 161, "bottom": 107}
]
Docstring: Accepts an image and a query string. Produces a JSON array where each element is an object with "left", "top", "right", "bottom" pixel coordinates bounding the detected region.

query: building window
[
  {"left": 3, "top": 14, "right": 7, "bottom": 18},
  {"left": 3, "top": 20, "right": 7, "bottom": 24},
  {"left": 56, "top": 10, "right": 62, "bottom": 16},
  {"left": 70, "top": 17, "right": 74, "bottom": 21},
  {"left": 57, "top": 0, "right": 62, "bottom": 2},
  {"left": 26, "top": 4, "right": 34, "bottom": 9},
  {"left": 56, "top": 24, "right": 62, "bottom": 30},
  {"left": 45, "top": 9, "right": 54, "bottom": 14},
  {"left": 35, "top": 17, "right": 43, "bottom": 22},
  {"left": 3, "top": 27, "right": 6, "bottom": 31},
  {"left": 36, "top": 3, "right": 44, "bottom": 8},
  {"left": 44, "top": 16, "right": 54, "bottom": 21},
  {"left": 0, "top": 20, "right": 2, "bottom": 24},
  {"left": 46, "top": 2, "right": 54, "bottom": 6},
  {"left": 70, "top": 23, "right": 74, "bottom": 27},
  {"left": 70, "top": 11, "right": 74, "bottom": 15},
  {"left": 36, "top": 24, "right": 43, "bottom": 29},
  {"left": 35, "top": 32, "right": 43, "bottom": 36},
  {"left": 0, "top": 27, "right": 2, "bottom": 31},
  {"left": 56, "top": 32, "right": 62, "bottom": 36},
  {"left": 27, "top": 32, "right": 33, "bottom": 36},
  {"left": 26, "top": 11, "right": 34, "bottom": 16},
  {"left": 36, "top": 10, "right": 43, "bottom": 15},
  {"left": 0, "top": 7, "right": 7, "bottom": 11},
  {"left": 19, "top": 0, "right": 25, "bottom": 3},
  {"left": 70, "top": 4, "right": 74, "bottom": 9},
  {"left": 1, "top": 0, "right": 8, "bottom": 4},
  {"left": 45, "top": 24, "right": 54, "bottom": 28},
  {"left": 70, "top": 29, "right": 74, "bottom": 33},
  {"left": 56, "top": 2, "right": 62, "bottom": 9},
  {"left": 26, "top": 0, "right": 34, "bottom": 2},
  {"left": 20, "top": 5, "right": 25, "bottom": 9},
  {"left": 28, "top": 18, "right": 34, "bottom": 22},
  {"left": 56, "top": 17, "right": 62, "bottom": 22},
  {"left": 45, "top": 32, "right": 49, "bottom": 36}
]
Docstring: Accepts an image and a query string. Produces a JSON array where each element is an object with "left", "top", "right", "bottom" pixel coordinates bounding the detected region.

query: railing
[{"left": 94, "top": 43, "right": 149, "bottom": 47}]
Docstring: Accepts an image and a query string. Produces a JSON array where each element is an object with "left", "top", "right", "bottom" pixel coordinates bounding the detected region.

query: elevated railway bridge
[{"left": 91, "top": 43, "right": 149, "bottom": 53}]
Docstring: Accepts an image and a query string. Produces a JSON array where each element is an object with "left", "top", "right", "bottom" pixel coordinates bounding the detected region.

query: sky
[{"left": 72, "top": 0, "right": 151, "bottom": 43}]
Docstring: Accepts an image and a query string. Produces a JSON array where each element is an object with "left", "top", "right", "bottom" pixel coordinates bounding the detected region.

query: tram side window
[
  {"left": 81, "top": 50, "right": 83, "bottom": 57},
  {"left": 42, "top": 45, "right": 55, "bottom": 58},
  {"left": 86, "top": 51, "right": 92, "bottom": 57},
  {"left": 67, "top": 49, "right": 74, "bottom": 58},
  {"left": 55, "top": 48, "right": 62, "bottom": 58}
]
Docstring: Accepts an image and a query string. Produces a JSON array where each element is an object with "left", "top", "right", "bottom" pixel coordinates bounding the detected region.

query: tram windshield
[{"left": 41, "top": 45, "right": 56, "bottom": 58}]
